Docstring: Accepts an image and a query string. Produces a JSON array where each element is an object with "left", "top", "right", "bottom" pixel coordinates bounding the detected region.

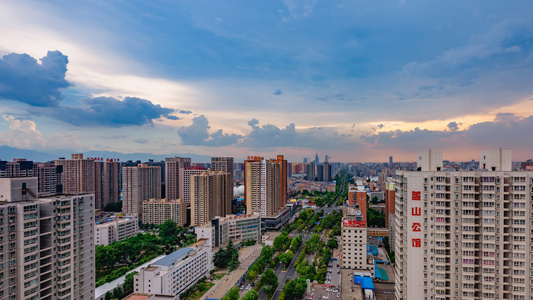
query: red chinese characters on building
[
  {"left": 412, "top": 223, "right": 421, "bottom": 232},
  {"left": 412, "top": 238, "right": 421, "bottom": 247},
  {"left": 412, "top": 207, "right": 421, "bottom": 216},
  {"left": 412, "top": 191, "right": 421, "bottom": 200}
]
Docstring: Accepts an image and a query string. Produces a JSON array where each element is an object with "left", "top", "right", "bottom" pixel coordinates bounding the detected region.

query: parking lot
[
  {"left": 325, "top": 260, "right": 341, "bottom": 286},
  {"left": 309, "top": 285, "right": 340, "bottom": 300}
]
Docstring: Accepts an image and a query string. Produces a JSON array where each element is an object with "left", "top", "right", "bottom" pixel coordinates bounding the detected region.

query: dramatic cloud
[
  {"left": 0, "top": 115, "right": 81, "bottom": 149},
  {"left": 273, "top": 89, "right": 282, "bottom": 95},
  {"left": 134, "top": 138, "right": 149, "bottom": 144},
  {"left": 361, "top": 113, "right": 533, "bottom": 151},
  {"left": 178, "top": 115, "right": 243, "bottom": 146},
  {"left": 0, "top": 51, "right": 70, "bottom": 107},
  {"left": 33, "top": 96, "right": 176, "bottom": 127}
]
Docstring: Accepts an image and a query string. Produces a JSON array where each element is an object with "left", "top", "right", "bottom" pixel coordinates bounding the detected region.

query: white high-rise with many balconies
[{"left": 394, "top": 149, "right": 532, "bottom": 300}]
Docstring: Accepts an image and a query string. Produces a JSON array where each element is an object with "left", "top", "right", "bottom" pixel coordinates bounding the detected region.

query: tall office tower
[
  {"left": 244, "top": 156, "right": 285, "bottom": 217},
  {"left": 307, "top": 161, "right": 315, "bottom": 181},
  {"left": 35, "top": 162, "right": 63, "bottom": 197},
  {"left": 211, "top": 156, "right": 234, "bottom": 203},
  {"left": 55, "top": 153, "right": 96, "bottom": 195},
  {"left": 394, "top": 150, "right": 532, "bottom": 300},
  {"left": 325, "top": 155, "right": 329, "bottom": 162},
  {"left": 165, "top": 157, "right": 192, "bottom": 201},
  {"left": 389, "top": 156, "right": 393, "bottom": 166},
  {"left": 94, "top": 158, "right": 121, "bottom": 210},
  {"left": 142, "top": 198, "right": 187, "bottom": 227},
  {"left": 314, "top": 153, "right": 319, "bottom": 165},
  {"left": 287, "top": 162, "right": 293, "bottom": 177},
  {"left": 303, "top": 157, "right": 308, "bottom": 163},
  {"left": 122, "top": 164, "right": 161, "bottom": 215},
  {"left": 0, "top": 159, "right": 34, "bottom": 177},
  {"left": 179, "top": 166, "right": 206, "bottom": 204},
  {"left": 190, "top": 171, "right": 231, "bottom": 226},
  {"left": 0, "top": 177, "right": 95, "bottom": 300},
  {"left": 323, "top": 161, "right": 330, "bottom": 182},
  {"left": 347, "top": 181, "right": 368, "bottom": 222},
  {"left": 385, "top": 182, "right": 395, "bottom": 228},
  {"left": 317, "top": 164, "right": 324, "bottom": 182}
]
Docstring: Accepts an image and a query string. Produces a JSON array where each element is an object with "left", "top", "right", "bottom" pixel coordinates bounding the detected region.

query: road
[{"left": 258, "top": 181, "right": 345, "bottom": 300}]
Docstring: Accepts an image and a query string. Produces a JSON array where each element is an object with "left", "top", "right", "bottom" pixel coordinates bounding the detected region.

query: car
[
  {"left": 336, "top": 293, "right": 340, "bottom": 298},
  {"left": 337, "top": 270, "right": 340, "bottom": 274}
]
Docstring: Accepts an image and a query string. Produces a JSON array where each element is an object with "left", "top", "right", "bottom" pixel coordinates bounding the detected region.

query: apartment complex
[
  {"left": 0, "top": 177, "right": 95, "bottom": 300},
  {"left": 211, "top": 156, "right": 235, "bottom": 203},
  {"left": 179, "top": 167, "right": 206, "bottom": 204},
  {"left": 122, "top": 164, "right": 161, "bottom": 215},
  {"left": 55, "top": 153, "right": 96, "bottom": 196},
  {"left": 95, "top": 215, "right": 139, "bottom": 246},
  {"left": 165, "top": 157, "right": 191, "bottom": 201},
  {"left": 1, "top": 160, "right": 63, "bottom": 197},
  {"left": 134, "top": 241, "right": 212, "bottom": 296},
  {"left": 394, "top": 149, "right": 532, "bottom": 300},
  {"left": 195, "top": 213, "right": 261, "bottom": 247},
  {"left": 190, "top": 171, "right": 231, "bottom": 226},
  {"left": 142, "top": 199, "right": 187, "bottom": 227},
  {"left": 341, "top": 206, "right": 375, "bottom": 274},
  {"left": 244, "top": 155, "right": 287, "bottom": 217},
  {"left": 94, "top": 159, "right": 121, "bottom": 210}
]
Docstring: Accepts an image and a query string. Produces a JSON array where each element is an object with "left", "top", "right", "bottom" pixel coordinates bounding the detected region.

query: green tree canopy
[{"left": 240, "top": 290, "right": 259, "bottom": 300}]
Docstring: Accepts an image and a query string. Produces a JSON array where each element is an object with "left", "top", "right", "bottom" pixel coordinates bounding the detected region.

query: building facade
[
  {"left": 94, "top": 159, "right": 121, "bottom": 210},
  {"left": 394, "top": 150, "right": 532, "bottom": 300},
  {"left": 142, "top": 198, "right": 187, "bottom": 227},
  {"left": 211, "top": 157, "right": 235, "bottom": 202},
  {"left": 244, "top": 156, "right": 287, "bottom": 217},
  {"left": 165, "top": 157, "right": 191, "bottom": 201},
  {"left": 0, "top": 177, "right": 95, "bottom": 300},
  {"left": 190, "top": 171, "right": 231, "bottom": 226},
  {"left": 195, "top": 213, "right": 261, "bottom": 247},
  {"left": 122, "top": 164, "right": 161, "bottom": 216},
  {"left": 55, "top": 153, "right": 96, "bottom": 196},
  {"left": 341, "top": 207, "right": 375, "bottom": 274},
  {"left": 134, "top": 242, "right": 212, "bottom": 297},
  {"left": 95, "top": 215, "right": 139, "bottom": 246}
]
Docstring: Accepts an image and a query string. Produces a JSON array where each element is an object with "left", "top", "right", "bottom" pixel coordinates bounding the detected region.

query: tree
[
  {"left": 241, "top": 290, "right": 259, "bottom": 300},
  {"left": 123, "top": 271, "right": 138, "bottom": 296},
  {"left": 198, "top": 282, "right": 207, "bottom": 292},
  {"left": 159, "top": 219, "right": 179, "bottom": 245},
  {"left": 104, "top": 201, "right": 122, "bottom": 212},
  {"left": 260, "top": 268, "right": 278, "bottom": 288},
  {"left": 273, "top": 232, "right": 289, "bottom": 251},
  {"left": 105, "top": 291, "right": 113, "bottom": 300},
  {"left": 112, "top": 287, "right": 123, "bottom": 299},
  {"left": 214, "top": 248, "right": 227, "bottom": 268},
  {"left": 326, "top": 238, "right": 338, "bottom": 249},
  {"left": 246, "top": 269, "right": 258, "bottom": 282},
  {"left": 222, "top": 286, "right": 240, "bottom": 300}
]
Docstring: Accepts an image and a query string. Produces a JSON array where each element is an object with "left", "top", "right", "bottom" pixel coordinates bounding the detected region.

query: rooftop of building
[
  {"left": 152, "top": 247, "right": 193, "bottom": 267},
  {"left": 188, "top": 238, "right": 207, "bottom": 248}
]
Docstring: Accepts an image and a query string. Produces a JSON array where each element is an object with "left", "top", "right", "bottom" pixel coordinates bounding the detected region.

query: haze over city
[{"left": 1, "top": 0, "right": 533, "bottom": 162}]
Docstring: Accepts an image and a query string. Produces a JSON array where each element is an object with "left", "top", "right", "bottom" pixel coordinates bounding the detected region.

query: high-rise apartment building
[
  {"left": 385, "top": 182, "right": 395, "bottom": 227},
  {"left": 55, "top": 153, "right": 96, "bottom": 196},
  {"left": 165, "top": 157, "right": 191, "bottom": 201},
  {"left": 244, "top": 156, "right": 286, "bottom": 217},
  {"left": 307, "top": 161, "right": 315, "bottom": 181},
  {"left": 122, "top": 164, "right": 161, "bottom": 215},
  {"left": 0, "top": 177, "right": 94, "bottom": 300},
  {"left": 323, "top": 161, "right": 330, "bottom": 182},
  {"left": 394, "top": 150, "right": 532, "bottom": 300},
  {"left": 142, "top": 198, "right": 187, "bottom": 227},
  {"left": 94, "top": 158, "right": 121, "bottom": 210},
  {"left": 0, "top": 159, "right": 34, "bottom": 177},
  {"left": 211, "top": 157, "right": 234, "bottom": 202},
  {"left": 179, "top": 166, "right": 205, "bottom": 204},
  {"left": 190, "top": 171, "right": 231, "bottom": 226},
  {"left": 35, "top": 162, "right": 63, "bottom": 197}
]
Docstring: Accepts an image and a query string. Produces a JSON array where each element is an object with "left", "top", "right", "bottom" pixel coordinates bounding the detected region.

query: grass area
[{"left": 183, "top": 282, "right": 215, "bottom": 300}]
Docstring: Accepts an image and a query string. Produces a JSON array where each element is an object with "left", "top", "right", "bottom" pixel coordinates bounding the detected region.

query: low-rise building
[
  {"left": 195, "top": 213, "right": 261, "bottom": 247},
  {"left": 142, "top": 198, "right": 187, "bottom": 226},
  {"left": 134, "top": 240, "right": 212, "bottom": 297},
  {"left": 95, "top": 215, "right": 139, "bottom": 246}
]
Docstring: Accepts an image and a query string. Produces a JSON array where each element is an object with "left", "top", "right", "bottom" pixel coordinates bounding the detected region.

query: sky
[{"left": 0, "top": 0, "right": 532, "bottom": 162}]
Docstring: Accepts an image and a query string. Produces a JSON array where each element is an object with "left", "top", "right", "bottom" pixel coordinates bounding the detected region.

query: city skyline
[{"left": 1, "top": 1, "right": 533, "bottom": 162}]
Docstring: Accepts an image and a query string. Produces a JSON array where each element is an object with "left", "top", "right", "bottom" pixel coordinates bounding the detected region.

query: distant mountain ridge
[{"left": 0, "top": 145, "right": 216, "bottom": 163}]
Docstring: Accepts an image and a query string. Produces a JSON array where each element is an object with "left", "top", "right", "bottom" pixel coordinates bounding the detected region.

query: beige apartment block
[
  {"left": 394, "top": 150, "right": 532, "bottom": 300},
  {"left": 122, "top": 164, "right": 161, "bottom": 216},
  {"left": 142, "top": 199, "right": 187, "bottom": 227}
]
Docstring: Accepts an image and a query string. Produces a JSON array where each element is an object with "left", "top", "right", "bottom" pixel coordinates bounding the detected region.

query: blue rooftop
[
  {"left": 153, "top": 248, "right": 193, "bottom": 267},
  {"left": 354, "top": 276, "right": 374, "bottom": 291}
]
